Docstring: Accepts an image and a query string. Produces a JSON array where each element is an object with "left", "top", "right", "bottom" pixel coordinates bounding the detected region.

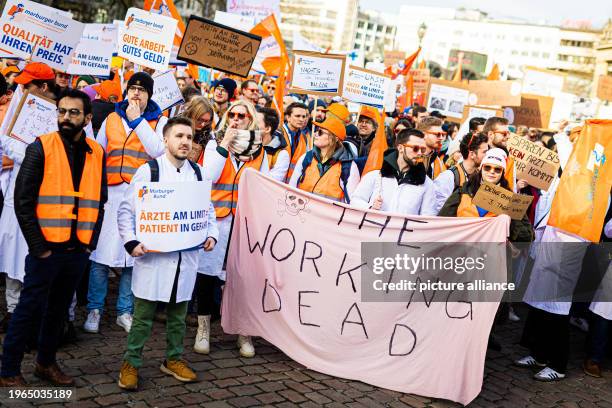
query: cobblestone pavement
[{"left": 0, "top": 279, "right": 611, "bottom": 408}]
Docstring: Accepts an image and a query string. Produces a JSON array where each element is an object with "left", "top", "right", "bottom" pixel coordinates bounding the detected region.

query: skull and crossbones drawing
[{"left": 278, "top": 192, "right": 310, "bottom": 222}]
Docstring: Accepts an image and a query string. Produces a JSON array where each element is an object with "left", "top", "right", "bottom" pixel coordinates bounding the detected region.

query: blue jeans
[
  {"left": 86, "top": 261, "right": 134, "bottom": 315},
  {"left": 587, "top": 311, "right": 610, "bottom": 363}
]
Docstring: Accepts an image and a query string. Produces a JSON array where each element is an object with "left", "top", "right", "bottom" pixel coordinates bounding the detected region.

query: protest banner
[
  {"left": 117, "top": 7, "right": 177, "bottom": 72},
  {"left": 342, "top": 66, "right": 390, "bottom": 109},
  {"left": 6, "top": 90, "right": 57, "bottom": 144},
  {"left": 214, "top": 10, "right": 255, "bottom": 32},
  {"left": 134, "top": 181, "right": 211, "bottom": 252},
  {"left": 472, "top": 182, "right": 533, "bottom": 220},
  {"left": 288, "top": 51, "right": 346, "bottom": 96},
  {"left": 409, "top": 68, "right": 430, "bottom": 93},
  {"left": 426, "top": 78, "right": 470, "bottom": 122},
  {"left": 507, "top": 134, "right": 560, "bottom": 191},
  {"left": 0, "top": 0, "right": 84, "bottom": 71},
  {"left": 383, "top": 50, "right": 405, "bottom": 67},
  {"left": 222, "top": 169, "right": 509, "bottom": 405},
  {"left": 522, "top": 66, "right": 565, "bottom": 97},
  {"left": 596, "top": 75, "right": 612, "bottom": 101},
  {"left": 549, "top": 92, "right": 575, "bottom": 128},
  {"left": 152, "top": 70, "right": 184, "bottom": 112},
  {"left": 67, "top": 23, "right": 117, "bottom": 76},
  {"left": 178, "top": 16, "right": 261, "bottom": 78},
  {"left": 505, "top": 94, "right": 554, "bottom": 128},
  {"left": 461, "top": 105, "right": 503, "bottom": 123},
  {"left": 226, "top": 0, "right": 280, "bottom": 24},
  {"left": 467, "top": 80, "right": 522, "bottom": 106}
]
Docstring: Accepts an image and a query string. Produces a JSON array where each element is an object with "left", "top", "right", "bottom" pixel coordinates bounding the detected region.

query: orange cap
[
  {"left": 359, "top": 105, "right": 379, "bottom": 123},
  {"left": 14, "top": 62, "right": 55, "bottom": 85},
  {"left": 1, "top": 66, "right": 19, "bottom": 77},
  {"left": 324, "top": 103, "right": 350, "bottom": 123},
  {"left": 314, "top": 117, "right": 346, "bottom": 141},
  {"left": 94, "top": 79, "right": 123, "bottom": 102}
]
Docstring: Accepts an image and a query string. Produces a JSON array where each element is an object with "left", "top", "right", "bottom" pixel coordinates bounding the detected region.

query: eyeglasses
[
  {"left": 228, "top": 111, "right": 249, "bottom": 120},
  {"left": 399, "top": 143, "right": 427, "bottom": 154},
  {"left": 246, "top": 88, "right": 259, "bottom": 93},
  {"left": 482, "top": 165, "right": 503, "bottom": 174},
  {"left": 128, "top": 85, "right": 146, "bottom": 93},
  {"left": 57, "top": 108, "right": 83, "bottom": 117}
]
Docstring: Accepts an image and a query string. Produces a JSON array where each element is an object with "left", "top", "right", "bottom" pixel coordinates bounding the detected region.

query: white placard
[
  {"left": 8, "top": 92, "right": 57, "bottom": 145},
  {"left": 67, "top": 24, "right": 117, "bottom": 76},
  {"left": 117, "top": 7, "right": 177, "bottom": 72},
  {"left": 0, "top": 0, "right": 84, "bottom": 71},
  {"left": 522, "top": 67, "right": 565, "bottom": 98},
  {"left": 289, "top": 52, "right": 346, "bottom": 96},
  {"left": 342, "top": 66, "right": 390, "bottom": 109},
  {"left": 427, "top": 82, "right": 470, "bottom": 120},
  {"left": 152, "top": 70, "right": 184, "bottom": 112},
  {"left": 214, "top": 10, "right": 255, "bottom": 32},
  {"left": 135, "top": 181, "right": 211, "bottom": 252},
  {"left": 226, "top": 0, "right": 280, "bottom": 24}
]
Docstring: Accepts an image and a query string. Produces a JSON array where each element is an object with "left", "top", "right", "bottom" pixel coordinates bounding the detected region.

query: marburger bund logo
[{"left": 138, "top": 185, "right": 175, "bottom": 202}]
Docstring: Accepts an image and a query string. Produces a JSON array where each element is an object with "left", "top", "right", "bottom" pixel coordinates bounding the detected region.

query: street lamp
[{"left": 417, "top": 22, "right": 427, "bottom": 47}]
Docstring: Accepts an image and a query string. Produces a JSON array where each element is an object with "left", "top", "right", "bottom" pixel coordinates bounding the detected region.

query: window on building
[
  {"left": 386, "top": 27, "right": 393, "bottom": 34},
  {"left": 543, "top": 52, "right": 550, "bottom": 59},
  {"left": 511, "top": 50, "right": 518, "bottom": 56},
  {"left": 367, "top": 23, "right": 373, "bottom": 30},
  {"left": 366, "top": 46, "right": 371, "bottom": 52},
  {"left": 358, "top": 21, "right": 364, "bottom": 28},
  {"left": 534, "top": 38, "right": 542, "bottom": 43},
  {"left": 531, "top": 51, "right": 539, "bottom": 57},
  {"left": 356, "top": 33, "right": 361, "bottom": 39},
  {"left": 524, "top": 37, "right": 531, "bottom": 42},
  {"left": 521, "top": 51, "right": 528, "bottom": 56},
  {"left": 377, "top": 25, "right": 383, "bottom": 32}
]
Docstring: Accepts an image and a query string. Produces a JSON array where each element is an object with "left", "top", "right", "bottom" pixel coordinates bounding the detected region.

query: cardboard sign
[
  {"left": 0, "top": 0, "right": 84, "bottom": 71},
  {"left": 118, "top": 7, "right": 177, "bottom": 71},
  {"left": 507, "top": 134, "right": 560, "bottom": 191},
  {"left": 289, "top": 51, "right": 346, "bottom": 96},
  {"left": 409, "top": 68, "right": 430, "bottom": 93},
  {"left": 468, "top": 80, "right": 522, "bottom": 106},
  {"left": 522, "top": 66, "right": 565, "bottom": 97},
  {"left": 152, "top": 70, "right": 185, "bottom": 112},
  {"left": 7, "top": 90, "right": 57, "bottom": 144},
  {"left": 461, "top": 105, "right": 503, "bottom": 124},
  {"left": 67, "top": 23, "right": 117, "bottom": 76},
  {"left": 596, "top": 75, "right": 612, "bottom": 101},
  {"left": 505, "top": 94, "right": 554, "bottom": 128},
  {"left": 472, "top": 182, "right": 533, "bottom": 220},
  {"left": 426, "top": 78, "right": 470, "bottom": 122},
  {"left": 383, "top": 50, "right": 405, "bottom": 67},
  {"left": 342, "top": 66, "right": 390, "bottom": 109},
  {"left": 178, "top": 16, "right": 261, "bottom": 78},
  {"left": 135, "top": 181, "right": 211, "bottom": 252}
]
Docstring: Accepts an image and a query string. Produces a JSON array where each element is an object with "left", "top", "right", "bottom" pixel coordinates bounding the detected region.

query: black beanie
[{"left": 127, "top": 72, "right": 154, "bottom": 100}]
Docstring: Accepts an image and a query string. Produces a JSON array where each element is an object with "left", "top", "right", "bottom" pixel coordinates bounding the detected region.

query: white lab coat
[
  {"left": 351, "top": 169, "right": 437, "bottom": 216},
  {"left": 90, "top": 113, "right": 167, "bottom": 267},
  {"left": 117, "top": 155, "right": 218, "bottom": 302}
]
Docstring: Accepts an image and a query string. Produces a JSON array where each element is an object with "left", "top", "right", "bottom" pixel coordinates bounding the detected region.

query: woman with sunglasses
[
  {"left": 352, "top": 128, "right": 437, "bottom": 215},
  {"left": 200, "top": 100, "right": 269, "bottom": 359},
  {"left": 288, "top": 116, "right": 359, "bottom": 203},
  {"left": 180, "top": 96, "right": 215, "bottom": 165}
]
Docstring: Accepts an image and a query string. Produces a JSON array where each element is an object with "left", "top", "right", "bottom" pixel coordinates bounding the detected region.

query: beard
[{"left": 58, "top": 121, "right": 84, "bottom": 139}]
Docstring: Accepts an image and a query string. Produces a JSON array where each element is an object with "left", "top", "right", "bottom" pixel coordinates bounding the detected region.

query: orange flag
[
  {"left": 393, "top": 47, "right": 421, "bottom": 80},
  {"left": 398, "top": 73, "right": 414, "bottom": 113},
  {"left": 487, "top": 64, "right": 500, "bottom": 80},
  {"left": 362, "top": 109, "right": 389, "bottom": 175},
  {"left": 548, "top": 120, "right": 612, "bottom": 242},
  {"left": 418, "top": 60, "right": 426, "bottom": 70}
]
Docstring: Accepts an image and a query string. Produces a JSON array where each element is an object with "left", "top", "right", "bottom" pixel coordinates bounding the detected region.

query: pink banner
[{"left": 222, "top": 169, "right": 509, "bottom": 405}]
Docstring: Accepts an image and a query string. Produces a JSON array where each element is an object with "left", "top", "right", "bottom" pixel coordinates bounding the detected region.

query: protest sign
[
  {"left": 409, "top": 68, "right": 430, "bottom": 93},
  {"left": 468, "top": 80, "right": 522, "bottom": 106},
  {"left": 596, "top": 75, "right": 612, "bottom": 101},
  {"left": 7, "top": 91, "right": 57, "bottom": 144},
  {"left": 342, "top": 66, "right": 390, "bottom": 109},
  {"left": 222, "top": 169, "right": 509, "bottom": 406},
  {"left": 426, "top": 78, "right": 470, "bottom": 121},
  {"left": 0, "top": 0, "right": 84, "bottom": 71},
  {"left": 549, "top": 92, "right": 575, "bottom": 128},
  {"left": 507, "top": 134, "right": 560, "bottom": 191},
  {"left": 505, "top": 94, "right": 554, "bottom": 128},
  {"left": 461, "top": 105, "right": 503, "bottom": 123},
  {"left": 472, "top": 182, "right": 533, "bottom": 220},
  {"left": 134, "top": 181, "right": 211, "bottom": 252},
  {"left": 522, "top": 66, "right": 565, "bottom": 97},
  {"left": 214, "top": 10, "right": 255, "bottom": 32},
  {"left": 152, "top": 70, "right": 184, "bottom": 112},
  {"left": 383, "top": 50, "right": 405, "bottom": 67},
  {"left": 67, "top": 23, "right": 117, "bottom": 76},
  {"left": 289, "top": 51, "right": 346, "bottom": 96},
  {"left": 178, "top": 16, "right": 261, "bottom": 78},
  {"left": 117, "top": 7, "right": 177, "bottom": 71},
  {"left": 226, "top": 0, "right": 280, "bottom": 24}
]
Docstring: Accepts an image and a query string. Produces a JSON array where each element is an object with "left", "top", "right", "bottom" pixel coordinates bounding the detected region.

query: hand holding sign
[{"left": 131, "top": 243, "right": 147, "bottom": 257}]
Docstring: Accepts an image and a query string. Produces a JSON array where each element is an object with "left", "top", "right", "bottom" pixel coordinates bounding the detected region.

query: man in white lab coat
[{"left": 116, "top": 117, "right": 218, "bottom": 390}]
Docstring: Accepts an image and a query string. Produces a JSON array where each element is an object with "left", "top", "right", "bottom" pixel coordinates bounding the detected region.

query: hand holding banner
[
  {"left": 289, "top": 51, "right": 346, "bottom": 96},
  {"left": 152, "top": 70, "right": 184, "bottom": 112}
]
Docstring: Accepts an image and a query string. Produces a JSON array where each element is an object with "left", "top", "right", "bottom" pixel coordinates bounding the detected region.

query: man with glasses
[
  {"left": 240, "top": 79, "right": 260, "bottom": 105},
  {"left": 0, "top": 89, "right": 107, "bottom": 386},
  {"left": 211, "top": 78, "right": 237, "bottom": 124},
  {"left": 416, "top": 116, "right": 447, "bottom": 180},
  {"left": 352, "top": 128, "right": 436, "bottom": 215},
  {"left": 85, "top": 72, "right": 166, "bottom": 335}
]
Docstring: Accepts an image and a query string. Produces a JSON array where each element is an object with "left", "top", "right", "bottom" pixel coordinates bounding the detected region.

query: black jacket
[{"left": 14, "top": 131, "right": 108, "bottom": 257}]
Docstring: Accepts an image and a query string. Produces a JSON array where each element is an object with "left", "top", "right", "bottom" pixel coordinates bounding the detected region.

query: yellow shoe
[
  {"left": 118, "top": 361, "right": 138, "bottom": 390},
  {"left": 160, "top": 359, "right": 197, "bottom": 382}
]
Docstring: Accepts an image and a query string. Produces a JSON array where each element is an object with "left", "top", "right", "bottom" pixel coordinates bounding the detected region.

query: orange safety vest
[
  {"left": 432, "top": 155, "right": 447, "bottom": 180},
  {"left": 283, "top": 125, "right": 311, "bottom": 182},
  {"left": 105, "top": 112, "right": 158, "bottom": 185},
  {"left": 457, "top": 194, "right": 496, "bottom": 218},
  {"left": 36, "top": 132, "right": 104, "bottom": 245},
  {"left": 505, "top": 156, "right": 515, "bottom": 191},
  {"left": 211, "top": 150, "right": 266, "bottom": 218},
  {"left": 297, "top": 157, "right": 345, "bottom": 202}
]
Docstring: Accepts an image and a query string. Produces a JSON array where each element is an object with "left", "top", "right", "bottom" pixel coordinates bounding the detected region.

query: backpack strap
[
  {"left": 297, "top": 150, "right": 315, "bottom": 185},
  {"left": 340, "top": 161, "right": 352, "bottom": 204},
  {"left": 451, "top": 166, "right": 460, "bottom": 189},
  {"left": 147, "top": 159, "right": 160, "bottom": 182},
  {"left": 188, "top": 160, "right": 203, "bottom": 181}
]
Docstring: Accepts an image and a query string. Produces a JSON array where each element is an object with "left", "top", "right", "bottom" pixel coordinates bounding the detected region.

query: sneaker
[
  {"left": 583, "top": 359, "right": 602, "bottom": 378},
  {"left": 194, "top": 315, "right": 210, "bottom": 355},
  {"left": 508, "top": 307, "right": 520, "bottom": 322},
  {"left": 237, "top": 335, "right": 255, "bottom": 358},
  {"left": 569, "top": 317, "right": 589, "bottom": 332},
  {"left": 116, "top": 313, "right": 133, "bottom": 333},
  {"left": 118, "top": 361, "right": 138, "bottom": 390},
  {"left": 534, "top": 367, "right": 566, "bottom": 381},
  {"left": 514, "top": 355, "right": 546, "bottom": 368},
  {"left": 160, "top": 360, "right": 197, "bottom": 382},
  {"left": 83, "top": 310, "right": 101, "bottom": 333}
]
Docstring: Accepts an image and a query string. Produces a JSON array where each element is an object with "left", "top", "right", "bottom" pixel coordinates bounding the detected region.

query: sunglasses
[
  {"left": 482, "top": 165, "right": 503, "bottom": 174},
  {"left": 400, "top": 143, "right": 427, "bottom": 154},
  {"left": 228, "top": 112, "right": 249, "bottom": 120}
]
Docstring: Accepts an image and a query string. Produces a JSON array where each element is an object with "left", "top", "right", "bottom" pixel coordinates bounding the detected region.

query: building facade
[
  {"left": 353, "top": 10, "right": 397, "bottom": 60},
  {"left": 593, "top": 20, "right": 612, "bottom": 99}
]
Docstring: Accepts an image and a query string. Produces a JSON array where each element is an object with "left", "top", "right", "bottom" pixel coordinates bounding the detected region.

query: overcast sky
[{"left": 359, "top": 0, "right": 612, "bottom": 29}]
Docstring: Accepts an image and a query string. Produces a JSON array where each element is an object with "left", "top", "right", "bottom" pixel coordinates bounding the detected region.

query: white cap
[{"left": 481, "top": 148, "right": 507, "bottom": 170}]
